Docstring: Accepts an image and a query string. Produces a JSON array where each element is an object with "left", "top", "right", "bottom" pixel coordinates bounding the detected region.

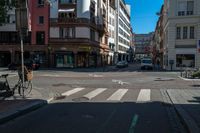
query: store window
[
  {"left": 56, "top": 52, "right": 74, "bottom": 68},
  {"left": 176, "top": 54, "right": 195, "bottom": 67}
]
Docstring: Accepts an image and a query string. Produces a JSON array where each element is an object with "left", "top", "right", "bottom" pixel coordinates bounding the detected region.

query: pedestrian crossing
[
  {"left": 60, "top": 88, "right": 152, "bottom": 102},
  {"left": 107, "top": 89, "right": 128, "bottom": 101}
]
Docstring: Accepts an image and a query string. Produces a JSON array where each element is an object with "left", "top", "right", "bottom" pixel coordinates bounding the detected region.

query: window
[
  {"left": 178, "top": 1, "right": 194, "bottom": 16},
  {"left": 176, "top": 27, "right": 181, "bottom": 39},
  {"left": 190, "top": 26, "right": 195, "bottom": 39},
  {"left": 36, "top": 31, "right": 45, "bottom": 45},
  {"left": 178, "top": 1, "right": 186, "bottom": 16},
  {"left": 183, "top": 27, "right": 187, "bottom": 39},
  {"left": 39, "top": 16, "right": 44, "bottom": 24},
  {"left": 176, "top": 54, "right": 195, "bottom": 67},
  {"left": 60, "top": 28, "right": 75, "bottom": 38},
  {"left": 38, "top": 0, "right": 44, "bottom": 7},
  {"left": 90, "top": 29, "right": 95, "bottom": 41},
  {"left": 187, "top": 1, "right": 194, "bottom": 15}
]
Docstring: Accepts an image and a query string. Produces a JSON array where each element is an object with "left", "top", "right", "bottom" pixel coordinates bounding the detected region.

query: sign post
[{"left": 16, "top": 0, "right": 28, "bottom": 97}]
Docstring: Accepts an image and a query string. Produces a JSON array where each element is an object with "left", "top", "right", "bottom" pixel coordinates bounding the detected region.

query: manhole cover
[
  {"left": 72, "top": 97, "right": 89, "bottom": 102},
  {"left": 52, "top": 83, "right": 67, "bottom": 87},
  {"left": 154, "top": 78, "right": 175, "bottom": 81}
]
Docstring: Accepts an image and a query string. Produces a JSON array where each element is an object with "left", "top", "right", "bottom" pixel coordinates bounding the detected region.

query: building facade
[
  {"left": 114, "top": 0, "right": 131, "bottom": 62},
  {"left": 108, "top": 0, "right": 116, "bottom": 65},
  {"left": 49, "top": 0, "right": 109, "bottom": 68},
  {"left": 0, "top": 0, "right": 49, "bottom": 67},
  {"left": 134, "top": 32, "right": 154, "bottom": 59},
  {"left": 151, "top": 5, "right": 164, "bottom": 68},
  {"left": 161, "top": 0, "right": 200, "bottom": 70}
]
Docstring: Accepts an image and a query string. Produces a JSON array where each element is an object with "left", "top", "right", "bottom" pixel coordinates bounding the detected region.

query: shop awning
[{"left": 58, "top": 9, "right": 75, "bottom": 13}]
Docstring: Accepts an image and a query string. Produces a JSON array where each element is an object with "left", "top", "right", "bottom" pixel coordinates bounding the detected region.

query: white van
[{"left": 141, "top": 58, "right": 153, "bottom": 70}]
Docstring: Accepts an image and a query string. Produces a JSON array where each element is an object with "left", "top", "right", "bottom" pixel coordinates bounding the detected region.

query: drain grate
[
  {"left": 154, "top": 78, "right": 175, "bottom": 81},
  {"left": 72, "top": 97, "right": 89, "bottom": 102}
]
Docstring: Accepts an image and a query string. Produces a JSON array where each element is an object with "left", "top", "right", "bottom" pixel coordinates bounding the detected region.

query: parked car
[
  {"left": 141, "top": 58, "right": 153, "bottom": 70},
  {"left": 8, "top": 60, "right": 40, "bottom": 70},
  {"left": 116, "top": 61, "right": 128, "bottom": 68}
]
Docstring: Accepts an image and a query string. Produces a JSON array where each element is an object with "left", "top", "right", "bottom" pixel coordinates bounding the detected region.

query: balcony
[
  {"left": 49, "top": 38, "right": 99, "bottom": 46},
  {"left": 50, "top": 18, "right": 97, "bottom": 28}
]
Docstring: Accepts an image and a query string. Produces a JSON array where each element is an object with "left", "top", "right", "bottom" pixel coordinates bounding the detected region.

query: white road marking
[
  {"left": 112, "top": 79, "right": 129, "bottom": 85},
  {"left": 84, "top": 88, "right": 107, "bottom": 99},
  {"left": 107, "top": 89, "right": 128, "bottom": 101},
  {"left": 42, "top": 74, "right": 60, "bottom": 77},
  {"left": 89, "top": 74, "right": 103, "bottom": 77},
  {"left": 137, "top": 89, "right": 151, "bottom": 102},
  {"left": 62, "top": 88, "right": 85, "bottom": 96}
]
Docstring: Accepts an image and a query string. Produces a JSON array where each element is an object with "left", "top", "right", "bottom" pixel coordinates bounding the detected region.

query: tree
[{"left": 0, "top": 0, "right": 15, "bottom": 25}]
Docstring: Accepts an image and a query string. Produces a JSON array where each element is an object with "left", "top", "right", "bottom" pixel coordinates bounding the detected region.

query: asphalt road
[
  {"left": 0, "top": 89, "right": 173, "bottom": 133},
  {"left": 0, "top": 64, "right": 191, "bottom": 132}
]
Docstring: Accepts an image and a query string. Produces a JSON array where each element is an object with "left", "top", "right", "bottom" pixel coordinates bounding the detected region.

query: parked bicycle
[{"left": 0, "top": 66, "right": 33, "bottom": 98}]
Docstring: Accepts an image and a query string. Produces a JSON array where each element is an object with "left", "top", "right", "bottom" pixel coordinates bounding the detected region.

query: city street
[{"left": 0, "top": 64, "right": 195, "bottom": 133}]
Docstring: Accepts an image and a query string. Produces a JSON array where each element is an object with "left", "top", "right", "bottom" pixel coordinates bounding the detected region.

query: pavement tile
[
  {"left": 167, "top": 89, "right": 200, "bottom": 133},
  {"left": 0, "top": 86, "right": 47, "bottom": 124}
]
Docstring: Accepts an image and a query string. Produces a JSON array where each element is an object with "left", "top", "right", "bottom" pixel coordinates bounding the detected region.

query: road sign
[{"left": 198, "top": 40, "right": 200, "bottom": 53}]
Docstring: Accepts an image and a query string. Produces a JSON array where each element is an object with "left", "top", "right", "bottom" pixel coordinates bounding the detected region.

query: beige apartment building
[{"left": 162, "top": 0, "right": 200, "bottom": 70}]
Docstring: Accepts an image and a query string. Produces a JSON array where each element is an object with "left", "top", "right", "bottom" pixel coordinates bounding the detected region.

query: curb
[
  {"left": 178, "top": 76, "right": 200, "bottom": 81},
  {"left": 0, "top": 100, "right": 47, "bottom": 124},
  {"left": 166, "top": 90, "right": 200, "bottom": 133}
]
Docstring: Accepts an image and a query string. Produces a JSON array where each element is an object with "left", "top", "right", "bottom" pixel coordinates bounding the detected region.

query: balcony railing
[{"left": 49, "top": 38, "right": 99, "bottom": 46}]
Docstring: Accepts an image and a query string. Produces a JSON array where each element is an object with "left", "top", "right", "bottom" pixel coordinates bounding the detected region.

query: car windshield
[{"left": 142, "top": 60, "right": 152, "bottom": 64}]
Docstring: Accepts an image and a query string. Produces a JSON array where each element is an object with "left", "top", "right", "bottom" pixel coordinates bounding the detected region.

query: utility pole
[{"left": 16, "top": 0, "right": 28, "bottom": 96}]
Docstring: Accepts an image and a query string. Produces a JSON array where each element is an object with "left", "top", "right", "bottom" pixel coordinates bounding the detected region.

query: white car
[{"left": 141, "top": 58, "right": 153, "bottom": 70}]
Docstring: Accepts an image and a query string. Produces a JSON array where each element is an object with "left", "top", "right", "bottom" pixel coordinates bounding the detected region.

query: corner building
[
  {"left": 49, "top": 0, "right": 109, "bottom": 68},
  {"left": 163, "top": 0, "right": 200, "bottom": 70}
]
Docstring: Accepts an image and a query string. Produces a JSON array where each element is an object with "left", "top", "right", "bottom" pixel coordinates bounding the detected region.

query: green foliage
[
  {"left": 192, "top": 71, "right": 200, "bottom": 78},
  {"left": 0, "top": 0, "right": 15, "bottom": 25}
]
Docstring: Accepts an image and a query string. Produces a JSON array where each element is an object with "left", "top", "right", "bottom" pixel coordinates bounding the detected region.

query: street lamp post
[{"left": 16, "top": 0, "right": 28, "bottom": 96}]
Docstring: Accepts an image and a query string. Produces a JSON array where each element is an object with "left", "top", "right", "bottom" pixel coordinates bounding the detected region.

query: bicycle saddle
[{"left": 0, "top": 74, "right": 9, "bottom": 78}]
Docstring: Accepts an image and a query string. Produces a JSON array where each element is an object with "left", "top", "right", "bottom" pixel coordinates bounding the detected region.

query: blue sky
[{"left": 125, "top": 0, "right": 164, "bottom": 34}]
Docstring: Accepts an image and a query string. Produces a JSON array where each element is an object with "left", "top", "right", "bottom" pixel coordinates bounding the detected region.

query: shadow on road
[{"left": 0, "top": 101, "right": 177, "bottom": 133}]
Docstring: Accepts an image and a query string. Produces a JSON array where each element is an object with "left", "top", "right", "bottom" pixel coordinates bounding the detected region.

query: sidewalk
[
  {"left": 0, "top": 89, "right": 47, "bottom": 124},
  {"left": 167, "top": 89, "right": 200, "bottom": 133}
]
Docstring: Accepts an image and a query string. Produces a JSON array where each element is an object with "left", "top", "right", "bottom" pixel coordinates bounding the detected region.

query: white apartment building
[
  {"left": 108, "top": 0, "right": 116, "bottom": 65},
  {"left": 163, "top": 0, "right": 200, "bottom": 70},
  {"left": 116, "top": 0, "right": 131, "bottom": 62}
]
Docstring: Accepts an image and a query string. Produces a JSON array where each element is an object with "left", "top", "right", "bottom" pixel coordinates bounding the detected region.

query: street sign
[{"left": 198, "top": 40, "right": 200, "bottom": 53}]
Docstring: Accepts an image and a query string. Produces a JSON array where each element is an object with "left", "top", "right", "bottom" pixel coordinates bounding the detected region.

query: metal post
[{"left": 20, "top": 33, "right": 25, "bottom": 95}]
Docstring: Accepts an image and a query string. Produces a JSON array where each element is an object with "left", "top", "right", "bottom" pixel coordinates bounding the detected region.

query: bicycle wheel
[{"left": 18, "top": 81, "right": 33, "bottom": 97}]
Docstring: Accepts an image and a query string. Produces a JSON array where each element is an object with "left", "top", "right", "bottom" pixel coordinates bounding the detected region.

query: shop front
[{"left": 55, "top": 52, "right": 74, "bottom": 68}]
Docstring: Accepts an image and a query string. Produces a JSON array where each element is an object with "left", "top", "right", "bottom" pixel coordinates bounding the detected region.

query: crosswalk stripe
[
  {"left": 107, "top": 89, "right": 128, "bottom": 101},
  {"left": 62, "top": 88, "right": 85, "bottom": 96},
  {"left": 84, "top": 88, "right": 107, "bottom": 99},
  {"left": 136, "top": 89, "right": 151, "bottom": 102}
]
